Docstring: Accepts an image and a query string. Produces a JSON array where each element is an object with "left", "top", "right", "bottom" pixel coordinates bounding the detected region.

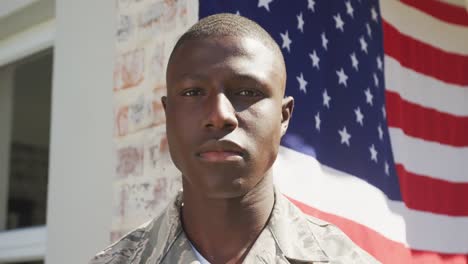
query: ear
[
  {"left": 161, "top": 96, "right": 167, "bottom": 114},
  {"left": 280, "top": 96, "right": 294, "bottom": 137}
]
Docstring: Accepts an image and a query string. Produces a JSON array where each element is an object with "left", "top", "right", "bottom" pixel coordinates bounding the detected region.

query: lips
[{"left": 196, "top": 140, "right": 246, "bottom": 162}]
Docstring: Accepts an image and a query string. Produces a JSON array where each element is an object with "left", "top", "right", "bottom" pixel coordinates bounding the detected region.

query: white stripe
[
  {"left": 385, "top": 56, "right": 468, "bottom": 116},
  {"left": 437, "top": 0, "right": 466, "bottom": 8},
  {"left": 380, "top": 0, "right": 468, "bottom": 55},
  {"left": 273, "top": 146, "right": 468, "bottom": 253},
  {"left": 388, "top": 127, "right": 468, "bottom": 183}
]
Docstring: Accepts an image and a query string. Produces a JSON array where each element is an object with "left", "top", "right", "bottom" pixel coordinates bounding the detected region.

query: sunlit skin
[{"left": 163, "top": 36, "right": 293, "bottom": 264}]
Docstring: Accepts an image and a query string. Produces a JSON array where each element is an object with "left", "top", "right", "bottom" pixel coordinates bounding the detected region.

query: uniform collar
[
  {"left": 153, "top": 187, "right": 330, "bottom": 263},
  {"left": 266, "top": 187, "right": 329, "bottom": 263}
]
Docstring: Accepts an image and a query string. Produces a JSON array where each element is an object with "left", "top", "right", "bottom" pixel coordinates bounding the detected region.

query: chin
[
  {"left": 183, "top": 173, "right": 252, "bottom": 199},
  {"left": 181, "top": 161, "right": 271, "bottom": 199},
  {"left": 202, "top": 177, "right": 250, "bottom": 199}
]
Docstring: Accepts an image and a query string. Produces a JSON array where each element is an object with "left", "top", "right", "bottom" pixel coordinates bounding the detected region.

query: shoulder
[
  {"left": 303, "top": 214, "right": 380, "bottom": 263},
  {"left": 272, "top": 190, "right": 380, "bottom": 263},
  {"left": 89, "top": 221, "right": 152, "bottom": 264},
  {"left": 89, "top": 192, "right": 184, "bottom": 264}
]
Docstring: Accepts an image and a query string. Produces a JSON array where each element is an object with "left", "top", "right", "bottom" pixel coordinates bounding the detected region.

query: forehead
[{"left": 166, "top": 36, "right": 285, "bottom": 90}]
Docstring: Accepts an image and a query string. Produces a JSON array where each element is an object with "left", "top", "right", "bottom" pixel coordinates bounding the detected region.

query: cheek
[
  {"left": 242, "top": 104, "right": 283, "bottom": 154},
  {"left": 165, "top": 105, "right": 198, "bottom": 163},
  {"left": 167, "top": 103, "right": 198, "bottom": 134}
]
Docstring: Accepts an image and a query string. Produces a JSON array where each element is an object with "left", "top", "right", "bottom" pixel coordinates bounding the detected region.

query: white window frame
[
  {"left": 0, "top": 19, "right": 55, "bottom": 67},
  {"left": 0, "top": 226, "right": 47, "bottom": 262},
  {"left": 0, "top": 3, "right": 55, "bottom": 261}
]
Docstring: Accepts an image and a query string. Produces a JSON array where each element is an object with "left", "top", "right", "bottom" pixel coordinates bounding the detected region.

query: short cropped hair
[{"left": 168, "top": 13, "right": 285, "bottom": 70}]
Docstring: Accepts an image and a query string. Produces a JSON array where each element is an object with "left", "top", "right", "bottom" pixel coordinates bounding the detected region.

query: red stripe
[
  {"left": 395, "top": 164, "right": 468, "bottom": 216},
  {"left": 287, "top": 196, "right": 468, "bottom": 264},
  {"left": 383, "top": 20, "right": 468, "bottom": 86},
  {"left": 386, "top": 90, "right": 468, "bottom": 147},
  {"left": 400, "top": 0, "right": 468, "bottom": 27}
]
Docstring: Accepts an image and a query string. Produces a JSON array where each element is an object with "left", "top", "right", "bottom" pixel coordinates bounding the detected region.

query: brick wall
[{"left": 111, "top": 0, "right": 198, "bottom": 240}]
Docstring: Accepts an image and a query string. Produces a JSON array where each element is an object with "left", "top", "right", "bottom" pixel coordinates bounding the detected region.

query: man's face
[{"left": 164, "top": 35, "right": 292, "bottom": 198}]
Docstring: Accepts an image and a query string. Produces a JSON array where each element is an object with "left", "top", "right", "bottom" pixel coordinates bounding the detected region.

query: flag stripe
[
  {"left": 385, "top": 56, "right": 468, "bottom": 117},
  {"left": 380, "top": 0, "right": 468, "bottom": 56},
  {"left": 389, "top": 127, "right": 468, "bottom": 184},
  {"left": 199, "top": 1, "right": 468, "bottom": 260},
  {"left": 383, "top": 20, "right": 468, "bottom": 86},
  {"left": 395, "top": 164, "right": 468, "bottom": 216},
  {"left": 438, "top": 0, "right": 467, "bottom": 9},
  {"left": 400, "top": 0, "right": 468, "bottom": 26},
  {"left": 386, "top": 91, "right": 468, "bottom": 147},
  {"left": 274, "top": 147, "right": 468, "bottom": 253},
  {"left": 289, "top": 197, "right": 468, "bottom": 264}
]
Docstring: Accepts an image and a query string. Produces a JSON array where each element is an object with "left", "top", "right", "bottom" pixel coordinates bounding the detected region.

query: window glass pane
[{"left": 2, "top": 50, "right": 53, "bottom": 230}]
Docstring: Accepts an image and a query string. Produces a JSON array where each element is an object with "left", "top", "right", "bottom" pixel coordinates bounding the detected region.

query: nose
[{"left": 203, "top": 92, "right": 238, "bottom": 130}]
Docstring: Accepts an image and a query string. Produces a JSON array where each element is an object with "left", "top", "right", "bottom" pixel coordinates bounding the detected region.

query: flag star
[
  {"left": 373, "top": 73, "right": 379, "bottom": 87},
  {"left": 369, "top": 144, "right": 378, "bottom": 162},
  {"left": 336, "top": 68, "right": 348, "bottom": 87},
  {"left": 382, "top": 105, "right": 386, "bottom": 118},
  {"left": 297, "top": 12, "right": 305, "bottom": 33},
  {"left": 384, "top": 161, "right": 390, "bottom": 175},
  {"left": 280, "top": 30, "right": 292, "bottom": 52},
  {"left": 297, "top": 73, "right": 308, "bottom": 93},
  {"left": 378, "top": 124, "right": 384, "bottom": 140},
  {"left": 366, "top": 23, "right": 372, "bottom": 38},
  {"left": 323, "top": 89, "right": 331, "bottom": 108},
  {"left": 377, "top": 56, "right": 383, "bottom": 71},
  {"left": 308, "top": 0, "right": 316, "bottom": 12},
  {"left": 309, "top": 50, "right": 320, "bottom": 69},
  {"left": 321, "top": 32, "right": 329, "bottom": 50},
  {"left": 338, "top": 126, "right": 351, "bottom": 146},
  {"left": 350, "top": 52, "right": 359, "bottom": 71},
  {"left": 334, "top": 13, "right": 345, "bottom": 32},
  {"left": 371, "top": 6, "right": 379, "bottom": 22},
  {"left": 359, "top": 36, "right": 368, "bottom": 53},
  {"left": 258, "top": 0, "right": 274, "bottom": 11},
  {"left": 354, "top": 107, "right": 364, "bottom": 126},
  {"left": 315, "top": 112, "right": 321, "bottom": 131},
  {"left": 365, "top": 88, "right": 373, "bottom": 106},
  {"left": 345, "top": 1, "right": 354, "bottom": 18}
]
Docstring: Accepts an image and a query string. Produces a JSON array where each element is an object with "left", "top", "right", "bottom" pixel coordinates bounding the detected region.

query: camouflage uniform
[{"left": 90, "top": 188, "right": 380, "bottom": 264}]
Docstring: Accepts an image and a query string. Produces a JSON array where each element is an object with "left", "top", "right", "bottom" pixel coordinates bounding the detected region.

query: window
[
  {"left": 0, "top": 49, "right": 52, "bottom": 264},
  {"left": 5, "top": 50, "right": 52, "bottom": 230},
  {"left": 0, "top": 1, "right": 54, "bottom": 261}
]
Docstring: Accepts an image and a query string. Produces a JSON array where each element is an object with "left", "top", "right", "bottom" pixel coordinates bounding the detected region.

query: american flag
[{"left": 199, "top": 0, "right": 468, "bottom": 263}]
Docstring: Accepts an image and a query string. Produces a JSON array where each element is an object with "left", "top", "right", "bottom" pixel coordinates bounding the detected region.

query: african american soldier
[{"left": 90, "top": 13, "right": 380, "bottom": 264}]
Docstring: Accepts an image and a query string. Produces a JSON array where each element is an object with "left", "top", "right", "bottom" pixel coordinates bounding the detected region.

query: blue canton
[{"left": 200, "top": 0, "right": 401, "bottom": 200}]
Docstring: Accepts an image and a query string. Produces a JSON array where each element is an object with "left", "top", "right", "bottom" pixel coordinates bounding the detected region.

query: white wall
[
  {"left": 45, "top": 0, "right": 115, "bottom": 263},
  {"left": 0, "top": 0, "right": 39, "bottom": 18},
  {"left": 0, "top": 0, "right": 54, "bottom": 42}
]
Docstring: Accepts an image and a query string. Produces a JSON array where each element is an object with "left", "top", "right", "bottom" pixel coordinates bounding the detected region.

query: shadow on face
[{"left": 163, "top": 35, "right": 293, "bottom": 198}]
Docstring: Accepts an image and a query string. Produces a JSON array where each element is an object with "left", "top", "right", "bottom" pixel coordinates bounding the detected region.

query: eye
[
  {"left": 237, "top": 89, "right": 262, "bottom": 97},
  {"left": 181, "top": 88, "right": 203, "bottom": 96}
]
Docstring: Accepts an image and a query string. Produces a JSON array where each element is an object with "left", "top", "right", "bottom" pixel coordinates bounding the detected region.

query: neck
[{"left": 181, "top": 173, "right": 275, "bottom": 264}]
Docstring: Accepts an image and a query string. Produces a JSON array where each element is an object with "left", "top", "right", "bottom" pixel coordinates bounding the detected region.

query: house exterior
[
  {"left": 1, "top": 1, "right": 115, "bottom": 263},
  {"left": 1, "top": 0, "right": 198, "bottom": 263}
]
